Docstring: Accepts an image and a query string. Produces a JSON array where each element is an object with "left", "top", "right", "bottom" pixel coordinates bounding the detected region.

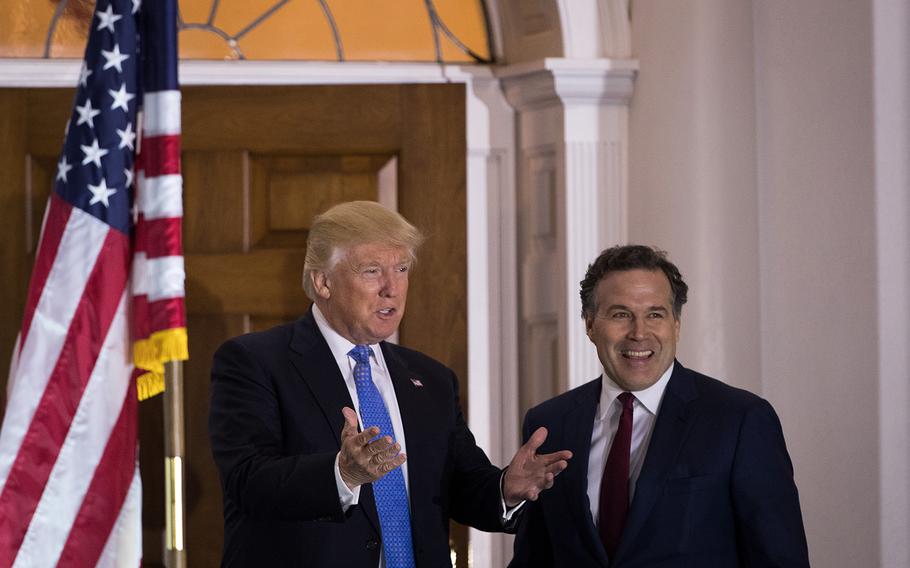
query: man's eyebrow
[{"left": 602, "top": 304, "right": 669, "bottom": 312}]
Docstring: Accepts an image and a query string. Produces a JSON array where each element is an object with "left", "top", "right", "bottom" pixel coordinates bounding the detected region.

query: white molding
[
  {"left": 599, "top": 0, "right": 632, "bottom": 58},
  {"left": 555, "top": 0, "right": 631, "bottom": 58},
  {"left": 0, "top": 59, "right": 501, "bottom": 87},
  {"left": 498, "top": 57, "right": 637, "bottom": 110}
]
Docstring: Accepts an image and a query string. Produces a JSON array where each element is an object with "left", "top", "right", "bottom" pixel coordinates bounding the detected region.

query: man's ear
[
  {"left": 312, "top": 271, "right": 332, "bottom": 300},
  {"left": 584, "top": 316, "right": 594, "bottom": 339}
]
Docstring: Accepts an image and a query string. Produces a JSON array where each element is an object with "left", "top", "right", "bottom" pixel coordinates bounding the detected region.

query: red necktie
[{"left": 599, "top": 392, "right": 634, "bottom": 558}]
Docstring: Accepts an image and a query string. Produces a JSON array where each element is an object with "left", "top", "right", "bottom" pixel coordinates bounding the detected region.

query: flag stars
[
  {"left": 75, "top": 99, "right": 101, "bottom": 129},
  {"left": 81, "top": 139, "right": 109, "bottom": 168},
  {"left": 88, "top": 178, "right": 117, "bottom": 208},
  {"left": 108, "top": 84, "right": 135, "bottom": 112},
  {"left": 117, "top": 122, "right": 136, "bottom": 150},
  {"left": 96, "top": 5, "right": 123, "bottom": 34},
  {"left": 57, "top": 156, "right": 73, "bottom": 183},
  {"left": 101, "top": 44, "right": 130, "bottom": 73},
  {"left": 78, "top": 63, "right": 92, "bottom": 88},
  {"left": 124, "top": 167, "right": 134, "bottom": 188},
  {"left": 132, "top": 0, "right": 141, "bottom": 15}
]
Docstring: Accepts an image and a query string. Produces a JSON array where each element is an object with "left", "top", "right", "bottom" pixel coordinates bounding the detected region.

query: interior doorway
[{"left": 0, "top": 83, "right": 471, "bottom": 567}]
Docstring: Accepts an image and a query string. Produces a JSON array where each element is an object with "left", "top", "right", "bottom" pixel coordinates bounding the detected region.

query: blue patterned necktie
[{"left": 349, "top": 345, "right": 416, "bottom": 568}]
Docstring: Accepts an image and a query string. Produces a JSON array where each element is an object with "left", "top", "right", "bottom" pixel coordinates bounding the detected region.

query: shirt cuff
[
  {"left": 335, "top": 452, "right": 360, "bottom": 512},
  {"left": 500, "top": 470, "right": 527, "bottom": 521}
]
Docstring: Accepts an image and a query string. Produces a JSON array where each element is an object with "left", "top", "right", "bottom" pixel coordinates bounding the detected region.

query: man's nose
[
  {"left": 627, "top": 318, "right": 647, "bottom": 340},
  {"left": 380, "top": 273, "right": 398, "bottom": 297}
]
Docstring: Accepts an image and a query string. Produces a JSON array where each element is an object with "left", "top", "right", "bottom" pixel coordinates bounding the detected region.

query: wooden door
[{"left": 0, "top": 84, "right": 469, "bottom": 567}]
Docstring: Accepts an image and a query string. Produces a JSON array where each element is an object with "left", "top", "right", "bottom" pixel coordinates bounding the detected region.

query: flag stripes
[
  {"left": 17, "top": 197, "right": 71, "bottom": 349},
  {"left": 56, "top": 379, "right": 137, "bottom": 566},
  {"left": 0, "top": 0, "right": 186, "bottom": 563},
  {"left": 136, "top": 174, "right": 183, "bottom": 217},
  {"left": 0, "top": 200, "right": 108, "bottom": 493},
  {"left": 139, "top": 134, "right": 181, "bottom": 175},
  {"left": 11, "top": 295, "right": 131, "bottom": 568},
  {"left": 0, "top": 222, "right": 129, "bottom": 567}
]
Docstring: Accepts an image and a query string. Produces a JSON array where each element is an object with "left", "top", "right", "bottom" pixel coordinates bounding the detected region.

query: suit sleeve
[
  {"left": 731, "top": 398, "right": 810, "bottom": 567},
  {"left": 445, "top": 368, "right": 511, "bottom": 532},
  {"left": 209, "top": 338, "right": 345, "bottom": 522},
  {"left": 509, "top": 411, "right": 554, "bottom": 567}
]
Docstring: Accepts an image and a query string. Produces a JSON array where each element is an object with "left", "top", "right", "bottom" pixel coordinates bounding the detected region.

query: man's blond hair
[{"left": 303, "top": 201, "right": 425, "bottom": 300}]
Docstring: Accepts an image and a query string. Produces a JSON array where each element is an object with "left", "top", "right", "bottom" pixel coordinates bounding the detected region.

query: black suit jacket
[
  {"left": 510, "top": 362, "right": 809, "bottom": 567},
  {"left": 209, "top": 309, "right": 506, "bottom": 567}
]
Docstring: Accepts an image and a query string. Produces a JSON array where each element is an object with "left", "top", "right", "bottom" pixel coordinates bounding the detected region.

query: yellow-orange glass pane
[
  {"left": 0, "top": 0, "right": 491, "bottom": 63},
  {"left": 435, "top": 0, "right": 491, "bottom": 61},
  {"left": 0, "top": 0, "right": 83, "bottom": 57},
  {"left": 327, "top": 0, "right": 436, "bottom": 62},
  {"left": 179, "top": 28, "right": 237, "bottom": 60},
  {"left": 234, "top": 1, "right": 338, "bottom": 61},
  {"left": 47, "top": 8, "right": 93, "bottom": 58},
  {"left": 208, "top": 0, "right": 280, "bottom": 38},
  {"left": 178, "top": 0, "right": 215, "bottom": 24}
]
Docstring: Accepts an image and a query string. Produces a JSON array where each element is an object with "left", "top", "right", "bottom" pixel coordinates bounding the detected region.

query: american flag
[{"left": 0, "top": 0, "right": 186, "bottom": 565}]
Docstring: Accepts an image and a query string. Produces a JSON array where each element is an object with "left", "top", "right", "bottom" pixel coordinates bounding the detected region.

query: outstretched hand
[
  {"left": 502, "top": 427, "right": 571, "bottom": 507},
  {"left": 337, "top": 407, "right": 407, "bottom": 490}
]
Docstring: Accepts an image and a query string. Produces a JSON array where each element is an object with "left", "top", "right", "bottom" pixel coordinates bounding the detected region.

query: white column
[{"left": 500, "top": 58, "right": 636, "bottom": 403}]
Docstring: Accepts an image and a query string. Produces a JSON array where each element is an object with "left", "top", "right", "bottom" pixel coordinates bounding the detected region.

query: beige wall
[
  {"left": 630, "top": 0, "right": 885, "bottom": 565},
  {"left": 754, "top": 2, "right": 878, "bottom": 565},
  {"left": 628, "top": 0, "right": 761, "bottom": 393}
]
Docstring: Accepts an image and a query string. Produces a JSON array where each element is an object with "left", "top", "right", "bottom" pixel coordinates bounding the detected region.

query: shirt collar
[
  {"left": 312, "top": 304, "right": 381, "bottom": 369},
  {"left": 597, "top": 361, "right": 675, "bottom": 420}
]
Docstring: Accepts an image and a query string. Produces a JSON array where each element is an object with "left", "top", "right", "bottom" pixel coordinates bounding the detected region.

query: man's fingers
[
  {"left": 351, "top": 426, "right": 380, "bottom": 447},
  {"left": 340, "top": 407, "right": 358, "bottom": 440},
  {"left": 378, "top": 452, "right": 407, "bottom": 473},
  {"left": 366, "top": 437, "right": 397, "bottom": 459},
  {"left": 522, "top": 426, "right": 549, "bottom": 454},
  {"left": 536, "top": 449, "right": 573, "bottom": 466},
  {"left": 545, "top": 460, "right": 569, "bottom": 477}
]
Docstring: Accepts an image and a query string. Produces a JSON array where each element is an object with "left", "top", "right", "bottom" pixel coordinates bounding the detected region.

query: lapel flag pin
[{"left": 410, "top": 378, "right": 424, "bottom": 387}]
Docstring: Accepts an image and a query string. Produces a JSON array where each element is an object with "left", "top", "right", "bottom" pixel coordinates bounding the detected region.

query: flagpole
[{"left": 163, "top": 360, "right": 187, "bottom": 568}]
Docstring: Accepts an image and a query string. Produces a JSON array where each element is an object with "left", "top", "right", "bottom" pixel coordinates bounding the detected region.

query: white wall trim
[
  {"left": 497, "top": 57, "right": 636, "bottom": 109},
  {"left": 555, "top": 0, "right": 631, "bottom": 58},
  {"left": 0, "top": 58, "right": 500, "bottom": 87}
]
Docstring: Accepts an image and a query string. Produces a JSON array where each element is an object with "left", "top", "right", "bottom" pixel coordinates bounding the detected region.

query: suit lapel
[
  {"left": 614, "top": 362, "right": 698, "bottom": 561},
  {"left": 378, "top": 343, "right": 425, "bottom": 486},
  {"left": 560, "top": 379, "right": 611, "bottom": 567},
  {"left": 288, "top": 310, "right": 355, "bottom": 446},
  {"left": 287, "top": 309, "right": 381, "bottom": 533}
]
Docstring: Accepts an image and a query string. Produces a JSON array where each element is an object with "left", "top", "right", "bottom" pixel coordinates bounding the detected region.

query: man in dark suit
[
  {"left": 209, "top": 200, "right": 571, "bottom": 567},
  {"left": 511, "top": 245, "right": 809, "bottom": 567}
]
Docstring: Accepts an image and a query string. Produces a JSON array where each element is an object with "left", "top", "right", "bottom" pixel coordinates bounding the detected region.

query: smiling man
[
  {"left": 510, "top": 245, "right": 809, "bottom": 567},
  {"left": 209, "top": 201, "right": 571, "bottom": 567}
]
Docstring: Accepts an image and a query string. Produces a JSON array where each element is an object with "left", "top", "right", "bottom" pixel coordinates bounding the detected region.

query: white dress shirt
[
  {"left": 586, "top": 363, "right": 674, "bottom": 523},
  {"left": 314, "top": 305, "right": 518, "bottom": 568},
  {"left": 312, "top": 305, "right": 410, "bottom": 511}
]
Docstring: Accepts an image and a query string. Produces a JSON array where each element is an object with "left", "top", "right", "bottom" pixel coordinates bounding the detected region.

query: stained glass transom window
[{"left": 0, "top": 0, "right": 492, "bottom": 62}]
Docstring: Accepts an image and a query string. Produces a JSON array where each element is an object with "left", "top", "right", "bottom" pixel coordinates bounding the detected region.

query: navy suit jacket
[
  {"left": 209, "top": 310, "right": 506, "bottom": 567},
  {"left": 510, "top": 362, "right": 809, "bottom": 567}
]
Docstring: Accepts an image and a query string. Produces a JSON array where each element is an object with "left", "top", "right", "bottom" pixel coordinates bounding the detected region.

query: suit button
[{"left": 366, "top": 539, "right": 379, "bottom": 550}]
